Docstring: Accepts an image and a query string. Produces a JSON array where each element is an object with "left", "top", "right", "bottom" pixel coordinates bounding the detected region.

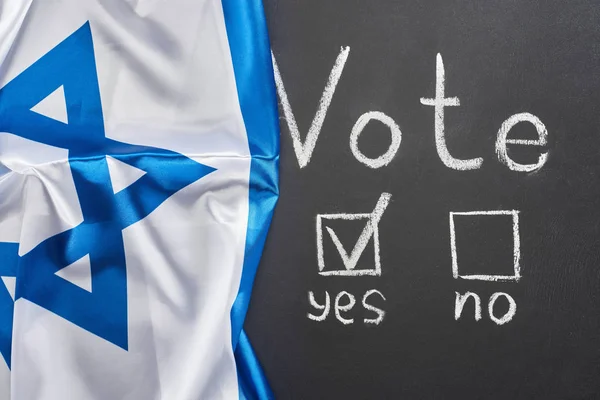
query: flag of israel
[{"left": 0, "top": 0, "right": 278, "bottom": 398}]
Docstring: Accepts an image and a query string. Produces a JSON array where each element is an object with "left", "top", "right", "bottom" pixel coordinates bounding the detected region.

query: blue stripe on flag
[{"left": 221, "top": 0, "right": 280, "bottom": 399}]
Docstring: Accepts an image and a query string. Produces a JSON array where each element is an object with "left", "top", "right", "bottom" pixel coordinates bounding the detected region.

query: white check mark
[{"left": 325, "top": 193, "right": 391, "bottom": 271}]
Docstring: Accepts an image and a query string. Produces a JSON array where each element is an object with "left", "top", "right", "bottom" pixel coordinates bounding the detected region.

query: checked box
[
  {"left": 449, "top": 210, "right": 521, "bottom": 282},
  {"left": 316, "top": 193, "right": 391, "bottom": 276}
]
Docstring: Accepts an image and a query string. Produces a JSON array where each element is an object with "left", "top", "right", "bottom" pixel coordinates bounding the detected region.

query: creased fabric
[{"left": 0, "top": 0, "right": 278, "bottom": 399}]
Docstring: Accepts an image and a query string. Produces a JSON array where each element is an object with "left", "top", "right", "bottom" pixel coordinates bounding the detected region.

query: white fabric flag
[{"left": 0, "top": 0, "right": 279, "bottom": 399}]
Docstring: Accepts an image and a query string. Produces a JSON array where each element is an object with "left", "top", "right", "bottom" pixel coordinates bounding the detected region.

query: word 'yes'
[
  {"left": 273, "top": 49, "right": 548, "bottom": 172},
  {"left": 308, "top": 290, "right": 386, "bottom": 325},
  {"left": 455, "top": 291, "right": 517, "bottom": 325}
]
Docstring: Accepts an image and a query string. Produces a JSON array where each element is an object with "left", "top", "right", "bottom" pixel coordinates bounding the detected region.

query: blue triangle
[
  {"left": 106, "top": 141, "right": 216, "bottom": 228},
  {"left": 0, "top": 22, "right": 105, "bottom": 153},
  {"left": 0, "top": 20, "right": 216, "bottom": 357},
  {"left": 0, "top": 243, "right": 18, "bottom": 367}
]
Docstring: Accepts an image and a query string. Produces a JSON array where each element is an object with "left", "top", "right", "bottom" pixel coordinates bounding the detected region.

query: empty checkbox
[{"left": 449, "top": 210, "right": 521, "bottom": 282}]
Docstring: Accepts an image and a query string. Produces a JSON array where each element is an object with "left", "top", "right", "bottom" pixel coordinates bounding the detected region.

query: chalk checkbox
[
  {"left": 449, "top": 210, "right": 521, "bottom": 282},
  {"left": 316, "top": 193, "right": 391, "bottom": 276}
]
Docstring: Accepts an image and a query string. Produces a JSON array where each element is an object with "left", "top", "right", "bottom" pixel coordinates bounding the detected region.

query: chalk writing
[
  {"left": 350, "top": 111, "right": 402, "bottom": 169},
  {"left": 308, "top": 290, "right": 386, "bottom": 325},
  {"left": 488, "top": 292, "right": 517, "bottom": 325},
  {"left": 496, "top": 112, "right": 549, "bottom": 172},
  {"left": 449, "top": 210, "right": 521, "bottom": 282},
  {"left": 274, "top": 48, "right": 549, "bottom": 173},
  {"left": 316, "top": 192, "right": 391, "bottom": 276},
  {"left": 455, "top": 292, "right": 517, "bottom": 324},
  {"left": 284, "top": 46, "right": 541, "bottom": 331},
  {"left": 420, "top": 53, "right": 484, "bottom": 170},
  {"left": 272, "top": 47, "right": 350, "bottom": 169},
  {"left": 308, "top": 291, "right": 330, "bottom": 321},
  {"left": 363, "top": 289, "right": 386, "bottom": 325},
  {"left": 335, "top": 291, "right": 356, "bottom": 325},
  {"left": 455, "top": 291, "right": 482, "bottom": 321}
]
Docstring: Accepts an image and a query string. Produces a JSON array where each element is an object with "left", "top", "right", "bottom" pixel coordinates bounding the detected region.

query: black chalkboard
[{"left": 245, "top": 1, "right": 600, "bottom": 398}]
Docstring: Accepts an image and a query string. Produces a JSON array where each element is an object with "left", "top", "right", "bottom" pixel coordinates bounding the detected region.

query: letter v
[{"left": 271, "top": 47, "right": 350, "bottom": 168}]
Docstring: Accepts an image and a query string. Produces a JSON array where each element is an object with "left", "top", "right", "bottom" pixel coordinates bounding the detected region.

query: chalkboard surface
[{"left": 245, "top": 1, "right": 600, "bottom": 398}]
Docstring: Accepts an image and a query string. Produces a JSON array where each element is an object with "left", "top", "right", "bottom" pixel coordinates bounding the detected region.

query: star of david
[{"left": 0, "top": 22, "right": 215, "bottom": 368}]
